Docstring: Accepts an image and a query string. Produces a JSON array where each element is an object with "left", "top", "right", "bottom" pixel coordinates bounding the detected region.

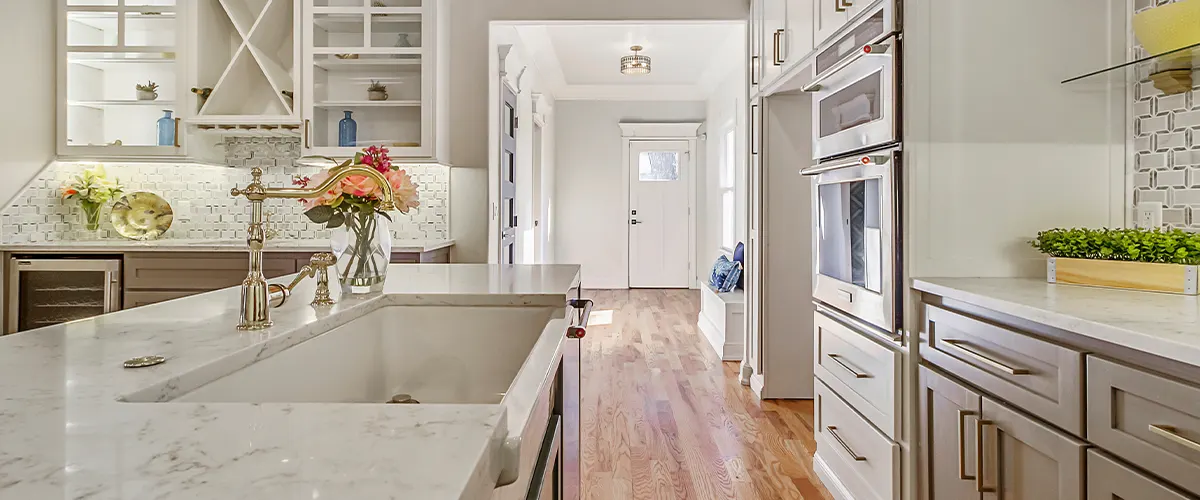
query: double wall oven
[{"left": 803, "top": 1, "right": 902, "bottom": 337}]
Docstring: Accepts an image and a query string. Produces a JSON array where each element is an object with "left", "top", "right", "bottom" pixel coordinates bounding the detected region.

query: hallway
[{"left": 579, "top": 289, "right": 832, "bottom": 499}]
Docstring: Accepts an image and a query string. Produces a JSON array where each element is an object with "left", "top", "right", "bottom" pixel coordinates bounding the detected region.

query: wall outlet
[{"left": 1136, "top": 201, "right": 1163, "bottom": 228}]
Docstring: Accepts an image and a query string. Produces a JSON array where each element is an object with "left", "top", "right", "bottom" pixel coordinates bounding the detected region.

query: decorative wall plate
[{"left": 111, "top": 192, "right": 173, "bottom": 240}]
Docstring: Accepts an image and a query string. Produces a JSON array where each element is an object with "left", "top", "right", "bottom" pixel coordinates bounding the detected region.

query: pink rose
[
  {"left": 341, "top": 175, "right": 380, "bottom": 199},
  {"left": 385, "top": 169, "right": 421, "bottom": 213},
  {"left": 299, "top": 171, "right": 341, "bottom": 210}
]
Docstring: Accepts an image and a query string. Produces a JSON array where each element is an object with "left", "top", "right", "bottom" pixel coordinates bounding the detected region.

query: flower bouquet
[
  {"left": 61, "top": 165, "right": 124, "bottom": 232},
  {"left": 296, "top": 146, "right": 420, "bottom": 294}
]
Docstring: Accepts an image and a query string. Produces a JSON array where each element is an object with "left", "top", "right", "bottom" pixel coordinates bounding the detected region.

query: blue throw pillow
[
  {"left": 732, "top": 242, "right": 745, "bottom": 289},
  {"left": 709, "top": 255, "right": 737, "bottom": 289},
  {"left": 717, "top": 261, "right": 742, "bottom": 293}
]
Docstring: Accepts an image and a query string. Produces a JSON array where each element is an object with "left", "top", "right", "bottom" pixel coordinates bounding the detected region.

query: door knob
[{"left": 631, "top": 220, "right": 641, "bottom": 225}]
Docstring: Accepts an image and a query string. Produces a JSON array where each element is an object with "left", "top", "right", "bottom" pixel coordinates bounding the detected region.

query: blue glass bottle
[
  {"left": 156, "top": 110, "right": 175, "bottom": 146},
  {"left": 338, "top": 110, "right": 357, "bottom": 147}
]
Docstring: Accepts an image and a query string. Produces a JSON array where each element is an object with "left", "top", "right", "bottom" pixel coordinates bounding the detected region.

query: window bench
[{"left": 697, "top": 281, "right": 744, "bottom": 361}]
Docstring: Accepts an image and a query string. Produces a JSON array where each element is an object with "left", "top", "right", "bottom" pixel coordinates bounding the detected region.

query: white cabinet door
[
  {"left": 814, "top": 0, "right": 850, "bottom": 47},
  {"left": 749, "top": 0, "right": 762, "bottom": 94},
  {"left": 786, "top": 0, "right": 815, "bottom": 68},
  {"left": 759, "top": 0, "right": 787, "bottom": 88}
]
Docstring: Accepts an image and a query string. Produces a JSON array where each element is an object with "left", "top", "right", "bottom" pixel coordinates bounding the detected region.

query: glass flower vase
[
  {"left": 79, "top": 200, "right": 102, "bottom": 232},
  {"left": 330, "top": 211, "right": 392, "bottom": 295}
]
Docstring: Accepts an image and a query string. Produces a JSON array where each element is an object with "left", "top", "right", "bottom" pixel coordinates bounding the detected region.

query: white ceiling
[{"left": 511, "top": 23, "right": 743, "bottom": 100}]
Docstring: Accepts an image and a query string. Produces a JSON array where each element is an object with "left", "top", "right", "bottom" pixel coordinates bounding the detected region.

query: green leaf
[
  {"left": 376, "top": 210, "right": 392, "bottom": 222},
  {"left": 327, "top": 212, "right": 346, "bottom": 229},
  {"left": 304, "top": 205, "right": 335, "bottom": 223}
]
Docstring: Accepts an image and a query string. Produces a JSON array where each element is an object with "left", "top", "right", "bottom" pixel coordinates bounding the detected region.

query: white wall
[
  {"left": 450, "top": 0, "right": 749, "bottom": 263},
  {"left": 0, "top": 1, "right": 56, "bottom": 208},
  {"left": 702, "top": 52, "right": 748, "bottom": 279},
  {"left": 554, "top": 100, "right": 707, "bottom": 288},
  {"left": 904, "top": 0, "right": 1127, "bottom": 278}
]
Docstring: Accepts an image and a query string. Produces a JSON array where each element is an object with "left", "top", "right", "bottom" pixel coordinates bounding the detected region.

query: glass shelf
[{"left": 1062, "top": 41, "right": 1200, "bottom": 86}]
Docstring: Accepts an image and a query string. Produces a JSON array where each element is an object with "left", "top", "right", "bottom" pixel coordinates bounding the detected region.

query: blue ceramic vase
[
  {"left": 156, "top": 110, "right": 175, "bottom": 146},
  {"left": 338, "top": 110, "right": 357, "bottom": 147}
]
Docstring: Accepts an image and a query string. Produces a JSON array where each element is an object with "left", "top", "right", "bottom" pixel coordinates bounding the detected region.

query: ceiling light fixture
[{"left": 620, "top": 45, "right": 651, "bottom": 75}]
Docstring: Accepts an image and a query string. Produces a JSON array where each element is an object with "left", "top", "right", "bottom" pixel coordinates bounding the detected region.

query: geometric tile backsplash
[
  {"left": 1131, "top": 0, "right": 1200, "bottom": 228},
  {"left": 0, "top": 137, "right": 449, "bottom": 243}
]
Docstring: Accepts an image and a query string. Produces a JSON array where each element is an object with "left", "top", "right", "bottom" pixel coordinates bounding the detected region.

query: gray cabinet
[
  {"left": 1088, "top": 450, "right": 1195, "bottom": 500},
  {"left": 980, "top": 397, "right": 1086, "bottom": 499},
  {"left": 918, "top": 365, "right": 982, "bottom": 500}
]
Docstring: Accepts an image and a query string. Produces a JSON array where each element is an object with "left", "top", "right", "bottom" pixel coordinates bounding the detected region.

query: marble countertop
[
  {"left": 913, "top": 277, "right": 1200, "bottom": 368},
  {"left": 0, "top": 264, "right": 581, "bottom": 500},
  {"left": 0, "top": 239, "right": 455, "bottom": 253}
]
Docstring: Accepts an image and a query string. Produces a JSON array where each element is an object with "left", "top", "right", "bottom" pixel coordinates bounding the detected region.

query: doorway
[{"left": 627, "top": 139, "right": 693, "bottom": 288}]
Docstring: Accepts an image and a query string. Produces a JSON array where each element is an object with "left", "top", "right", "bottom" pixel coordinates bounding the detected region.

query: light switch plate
[{"left": 1136, "top": 201, "right": 1163, "bottom": 228}]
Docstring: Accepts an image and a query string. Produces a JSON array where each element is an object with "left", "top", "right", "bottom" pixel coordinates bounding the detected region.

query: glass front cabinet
[
  {"left": 302, "top": 0, "right": 447, "bottom": 160},
  {"left": 58, "top": 0, "right": 190, "bottom": 158}
]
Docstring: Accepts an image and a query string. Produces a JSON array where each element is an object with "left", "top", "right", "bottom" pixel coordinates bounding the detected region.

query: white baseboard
[
  {"left": 696, "top": 312, "right": 743, "bottom": 361},
  {"left": 813, "top": 453, "right": 856, "bottom": 500}
]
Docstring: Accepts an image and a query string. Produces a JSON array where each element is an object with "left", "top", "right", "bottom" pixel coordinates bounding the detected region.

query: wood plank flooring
[{"left": 578, "top": 289, "right": 831, "bottom": 500}]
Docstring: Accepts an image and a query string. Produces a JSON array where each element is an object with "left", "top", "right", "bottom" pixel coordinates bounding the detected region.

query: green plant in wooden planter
[{"left": 1030, "top": 227, "right": 1200, "bottom": 265}]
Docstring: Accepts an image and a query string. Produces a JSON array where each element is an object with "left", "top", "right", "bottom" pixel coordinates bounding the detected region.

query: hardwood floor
[{"left": 578, "top": 289, "right": 832, "bottom": 500}]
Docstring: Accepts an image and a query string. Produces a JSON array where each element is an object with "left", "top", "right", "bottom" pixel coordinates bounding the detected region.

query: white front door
[{"left": 628, "top": 140, "right": 691, "bottom": 288}]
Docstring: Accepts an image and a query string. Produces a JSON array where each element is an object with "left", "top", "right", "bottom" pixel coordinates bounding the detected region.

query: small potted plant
[
  {"left": 136, "top": 81, "right": 159, "bottom": 101},
  {"left": 367, "top": 80, "right": 389, "bottom": 101},
  {"left": 61, "top": 165, "right": 124, "bottom": 232},
  {"left": 1031, "top": 227, "right": 1200, "bottom": 295}
]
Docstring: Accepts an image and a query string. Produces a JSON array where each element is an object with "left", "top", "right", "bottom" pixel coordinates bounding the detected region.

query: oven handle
[
  {"left": 800, "top": 154, "right": 892, "bottom": 176},
  {"left": 802, "top": 41, "right": 894, "bottom": 93}
]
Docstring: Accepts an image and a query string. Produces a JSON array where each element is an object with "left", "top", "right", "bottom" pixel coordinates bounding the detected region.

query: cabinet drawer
[
  {"left": 1088, "top": 450, "right": 1195, "bottom": 500},
  {"left": 816, "top": 380, "right": 900, "bottom": 500},
  {"left": 125, "top": 253, "right": 296, "bottom": 291},
  {"left": 921, "top": 305, "right": 1084, "bottom": 435},
  {"left": 1088, "top": 356, "right": 1200, "bottom": 494},
  {"left": 123, "top": 290, "right": 199, "bottom": 309},
  {"left": 815, "top": 310, "right": 901, "bottom": 439}
]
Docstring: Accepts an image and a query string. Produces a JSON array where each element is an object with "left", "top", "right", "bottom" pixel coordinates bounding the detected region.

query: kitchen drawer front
[
  {"left": 816, "top": 380, "right": 900, "bottom": 500},
  {"left": 1088, "top": 355, "right": 1200, "bottom": 494},
  {"left": 123, "top": 290, "right": 199, "bottom": 309},
  {"left": 1088, "top": 450, "right": 1196, "bottom": 500},
  {"left": 124, "top": 253, "right": 296, "bottom": 291},
  {"left": 921, "top": 304, "right": 1084, "bottom": 435},
  {"left": 815, "top": 310, "right": 901, "bottom": 439}
]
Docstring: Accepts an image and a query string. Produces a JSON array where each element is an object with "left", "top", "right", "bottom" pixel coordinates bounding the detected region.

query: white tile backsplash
[{"left": 0, "top": 138, "right": 449, "bottom": 243}]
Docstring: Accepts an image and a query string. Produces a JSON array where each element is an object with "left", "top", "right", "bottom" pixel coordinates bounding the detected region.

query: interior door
[
  {"left": 980, "top": 398, "right": 1086, "bottom": 500},
  {"left": 499, "top": 82, "right": 518, "bottom": 267},
  {"left": 919, "top": 365, "right": 983, "bottom": 500},
  {"left": 628, "top": 140, "right": 691, "bottom": 288}
]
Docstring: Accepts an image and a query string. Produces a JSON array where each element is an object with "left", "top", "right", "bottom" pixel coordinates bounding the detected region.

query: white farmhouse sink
[{"left": 169, "top": 306, "right": 556, "bottom": 404}]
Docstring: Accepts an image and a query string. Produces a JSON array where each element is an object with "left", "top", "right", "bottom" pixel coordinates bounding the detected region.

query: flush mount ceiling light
[{"left": 620, "top": 45, "right": 651, "bottom": 75}]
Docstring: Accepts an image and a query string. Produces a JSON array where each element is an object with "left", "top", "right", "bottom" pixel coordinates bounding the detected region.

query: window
[
  {"left": 719, "top": 128, "right": 736, "bottom": 252},
  {"left": 638, "top": 151, "right": 680, "bottom": 181}
]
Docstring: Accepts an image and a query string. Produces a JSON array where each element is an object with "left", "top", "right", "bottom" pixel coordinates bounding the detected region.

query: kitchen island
[{"left": 0, "top": 264, "right": 581, "bottom": 500}]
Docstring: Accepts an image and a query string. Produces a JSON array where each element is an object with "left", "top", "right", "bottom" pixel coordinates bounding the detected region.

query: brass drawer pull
[
  {"left": 943, "top": 339, "right": 1031, "bottom": 375},
  {"left": 826, "top": 426, "right": 866, "bottom": 461},
  {"left": 1149, "top": 424, "right": 1200, "bottom": 453},
  {"left": 173, "top": 117, "right": 181, "bottom": 147},
  {"left": 827, "top": 353, "right": 871, "bottom": 379},
  {"left": 957, "top": 409, "right": 976, "bottom": 481},
  {"left": 975, "top": 418, "right": 997, "bottom": 493}
]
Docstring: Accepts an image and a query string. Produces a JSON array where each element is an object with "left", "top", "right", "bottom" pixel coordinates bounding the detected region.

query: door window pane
[
  {"left": 638, "top": 151, "right": 679, "bottom": 181},
  {"left": 817, "top": 178, "right": 882, "bottom": 292}
]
